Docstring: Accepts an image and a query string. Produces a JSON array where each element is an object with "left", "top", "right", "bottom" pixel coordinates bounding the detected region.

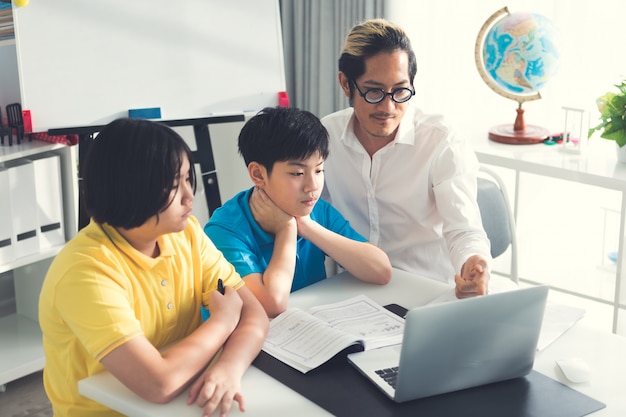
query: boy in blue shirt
[{"left": 205, "top": 107, "right": 391, "bottom": 317}]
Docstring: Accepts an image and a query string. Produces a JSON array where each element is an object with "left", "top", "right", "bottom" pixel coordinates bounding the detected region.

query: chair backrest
[
  {"left": 6, "top": 102, "right": 23, "bottom": 127},
  {"left": 6, "top": 102, "right": 24, "bottom": 143},
  {"left": 476, "top": 165, "right": 518, "bottom": 283},
  {"left": 0, "top": 106, "right": 11, "bottom": 144},
  {"left": 0, "top": 107, "right": 6, "bottom": 126}
]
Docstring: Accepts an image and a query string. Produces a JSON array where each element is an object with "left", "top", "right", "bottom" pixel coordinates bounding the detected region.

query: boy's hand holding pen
[{"left": 202, "top": 278, "right": 242, "bottom": 323}]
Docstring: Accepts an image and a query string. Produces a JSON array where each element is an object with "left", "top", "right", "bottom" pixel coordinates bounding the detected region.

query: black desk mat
[
  {"left": 254, "top": 349, "right": 605, "bottom": 417},
  {"left": 253, "top": 304, "right": 606, "bottom": 417}
]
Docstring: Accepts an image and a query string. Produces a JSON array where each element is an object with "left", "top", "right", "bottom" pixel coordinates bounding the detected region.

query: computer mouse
[{"left": 555, "top": 358, "right": 590, "bottom": 384}]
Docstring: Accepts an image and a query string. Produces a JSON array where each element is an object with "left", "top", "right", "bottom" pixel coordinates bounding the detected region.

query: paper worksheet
[{"left": 262, "top": 295, "right": 405, "bottom": 373}]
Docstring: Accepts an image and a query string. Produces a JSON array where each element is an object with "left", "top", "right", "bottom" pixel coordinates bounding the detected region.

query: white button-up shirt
[{"left": 321, "top": 106, "right": 491, "bottom": 283}]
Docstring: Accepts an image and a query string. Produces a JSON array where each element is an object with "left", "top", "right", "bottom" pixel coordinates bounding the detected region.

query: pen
[{"left": 217, "top": 278, "right": 225, "bottom": 295}]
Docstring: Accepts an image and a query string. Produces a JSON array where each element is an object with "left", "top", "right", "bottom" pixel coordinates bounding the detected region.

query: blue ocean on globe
[{"left": 483, "top": 12, "right": 559, "bottom": 95}]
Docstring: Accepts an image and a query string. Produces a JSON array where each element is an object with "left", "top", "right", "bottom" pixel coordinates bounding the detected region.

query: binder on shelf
[
  {"left": 0, "top": 168, "right": 15, "bottom": 264},
  {"left": 7, "top": 160, "right": 39, "bottom": 258},
  {"left": 31, "top": 154, "right": 65, "bottom": 249}
]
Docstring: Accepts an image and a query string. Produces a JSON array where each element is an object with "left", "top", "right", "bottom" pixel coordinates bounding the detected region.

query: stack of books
[{"left": 0, "top": 3, "right": 13, "bottom": 42}]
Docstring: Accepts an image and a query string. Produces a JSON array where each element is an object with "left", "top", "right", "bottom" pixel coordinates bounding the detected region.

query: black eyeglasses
[{"left": 350, "top": 79, "right": 415, "bottom": 104}]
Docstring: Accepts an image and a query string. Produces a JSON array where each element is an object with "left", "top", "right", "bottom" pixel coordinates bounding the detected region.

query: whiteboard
[{"left": 12, "top": 0, "right": 286, "bottom": 131}]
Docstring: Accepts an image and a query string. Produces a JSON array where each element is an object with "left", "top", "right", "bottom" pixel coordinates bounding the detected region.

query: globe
[{"left": 475, "top": 8, "right": 560, "bottom": 144}]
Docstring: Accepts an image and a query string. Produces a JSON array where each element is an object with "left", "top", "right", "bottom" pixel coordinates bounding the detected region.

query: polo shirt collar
[
  {"left": 100, "top": 222, "right": 175, "bottom": 270},
  {"left": 241, "top": 187, "right": 275, "bottom": 247},
  {"left": 240, "top": 187, "right": 306, "bottom": 246}
]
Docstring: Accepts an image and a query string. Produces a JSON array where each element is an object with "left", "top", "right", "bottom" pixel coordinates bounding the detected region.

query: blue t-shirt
[{"left": 204, "top": 187, "right": 367, "bottom": 292}]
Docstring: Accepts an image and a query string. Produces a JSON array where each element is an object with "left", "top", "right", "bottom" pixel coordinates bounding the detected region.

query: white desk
[
  {"left": 79, "top": 269, "right": 625, "bottom": 416},
  {"left": 471, "top": 134, "right": 626, "bottom": 333}
]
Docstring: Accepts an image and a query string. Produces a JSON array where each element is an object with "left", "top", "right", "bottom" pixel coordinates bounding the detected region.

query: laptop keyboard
[{"left": 375, "top": 366, "right": 399, "bottom": 389}]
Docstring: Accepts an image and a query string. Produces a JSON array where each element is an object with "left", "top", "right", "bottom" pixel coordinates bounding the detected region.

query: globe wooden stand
[{"left": 488, "top": 106, "right": 550, "bottom": 145}]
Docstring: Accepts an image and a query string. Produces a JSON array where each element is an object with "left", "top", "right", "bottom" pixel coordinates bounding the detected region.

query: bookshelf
[
  {"left": 0, "top": 3, "right": 13, "bottom": 43},
  {"left": 0, "top": 140, "right": 78, "bottom": 390}
]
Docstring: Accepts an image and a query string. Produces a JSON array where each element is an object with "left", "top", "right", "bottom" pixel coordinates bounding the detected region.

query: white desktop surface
[
  {"left": 471, "top": 133, "right": 626, "bottom": 190},
  {"left": 471, "top": 133, "right": 626, "bottom": 334},
  {"left": 534, "top": 322, "right": 626, "bottom": 415},
  {"left": 79, "top": 270, "right": 623, "bottom": 416}
]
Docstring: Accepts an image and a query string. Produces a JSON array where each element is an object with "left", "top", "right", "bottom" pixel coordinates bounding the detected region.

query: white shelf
[
  {"left": 0, "top": 13, "right": 79, "bottom": 390},
  {"left": 0, "top": 139, "right": 65, "bottom": 163},
  {"left": 0, "top": 314, "right": 45, "bottom": 386},
  {"left": 0, "top": 139, "right": 78, "bottom": 387},
  {"left": 0, "top": 245, "right": 62, "bottom": 275},
  {"left": 0, "top": 140, "right": 73, "bottom": 275}
]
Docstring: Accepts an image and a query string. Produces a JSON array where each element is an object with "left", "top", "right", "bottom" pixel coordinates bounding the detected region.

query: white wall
[
  {"left": 387, "top": 0, "right": 626, "bottom": 134},
  {"left": 0, "top": 43, "right": 19, "bottom": 115}
]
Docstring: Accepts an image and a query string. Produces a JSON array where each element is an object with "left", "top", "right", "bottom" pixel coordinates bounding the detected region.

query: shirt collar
[
  {"left": 99, "top": 222, "right": 175, "bottom": 270},
  {"left": 241, "top": 187, "right": 307, "bottom": 246},
  {"left": 340, "top": 107, "right": 417, "bottom": 149},
  {"left": 242, "top": 188, "right": 275, "bottom": 247},
  {"left": 395, "top": 107, "right": 417, "bottom": 145}
]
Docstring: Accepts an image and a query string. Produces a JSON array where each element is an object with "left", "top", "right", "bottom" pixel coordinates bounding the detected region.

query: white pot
[{"left": 617, "top": 143, "right": 626, "bottom": 163}]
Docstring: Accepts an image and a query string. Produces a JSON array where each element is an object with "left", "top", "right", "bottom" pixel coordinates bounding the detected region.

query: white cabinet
[{"left": 0, "top": 140, "right": 78, "bottom": 388}]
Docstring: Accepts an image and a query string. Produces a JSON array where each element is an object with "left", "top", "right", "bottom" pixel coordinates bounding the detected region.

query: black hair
[
  {"left": 338, "top": 19, "right": 418, "bottom": 97},
  {"left": 237, "top": 106, "right": 329, "bottom": 174},
  {"left": 81, "top": 118, "right": 196, "bottom": 229}
]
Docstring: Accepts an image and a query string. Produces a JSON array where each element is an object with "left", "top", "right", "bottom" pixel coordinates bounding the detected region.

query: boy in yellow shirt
[{"left": 39, "top": 118, "right": 268, "bottom": 417}]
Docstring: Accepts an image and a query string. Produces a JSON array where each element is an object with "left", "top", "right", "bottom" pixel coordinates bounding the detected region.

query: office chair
[
  {"left": 0, "top": 106, "right": 11, "bottom": 146},
  {"left": 476, "top": 165, "right": 518, "bottom": 283},
  {"left": 6, "top": 102, "right": 26, "bottom": 145}
]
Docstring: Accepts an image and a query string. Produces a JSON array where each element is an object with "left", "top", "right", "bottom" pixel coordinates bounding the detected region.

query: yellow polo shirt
[{"left": 39, "top": 216, "right": 243, "bottom": 417}]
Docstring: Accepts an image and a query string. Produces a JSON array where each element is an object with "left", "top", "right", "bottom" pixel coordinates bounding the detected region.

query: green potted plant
[{"left": 588, "top": 79, "right": 626, "bottom": 162}]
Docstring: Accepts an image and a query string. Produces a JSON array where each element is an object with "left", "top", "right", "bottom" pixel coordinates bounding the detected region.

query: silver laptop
[{"left": 347, "top": 285, "right": 549, "bottom": 403}]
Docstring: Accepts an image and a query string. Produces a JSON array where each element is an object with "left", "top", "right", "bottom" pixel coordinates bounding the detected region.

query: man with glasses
[{"left": 321, "top": 19, "right": 492, "bottom": 299}]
